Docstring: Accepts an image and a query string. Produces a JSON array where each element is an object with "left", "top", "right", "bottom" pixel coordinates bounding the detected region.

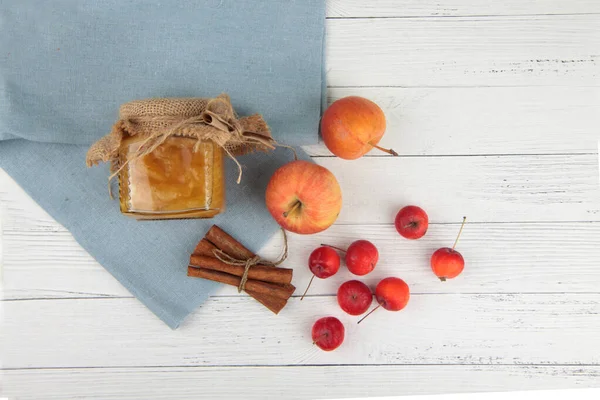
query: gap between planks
[
  {"left": 326, "top": 85, "right": 600, "bottom": 88},
  {"left": 326, "top": 13, "right": 600, "bottom": 20},
  {"left": 4, "top": 292, "right": 600, "bottom": 303},
  {"left": 4, "top": 220, "right": 600, "bottom": 230},
  {"left": 3, "top": 363, "right": 600, "bottom": 371},
  {"left": 308, "top": 153, "right": 600, "bottom": 158},
  {"left": 325, "top": 0, "right": 600, "bottom": 19}
]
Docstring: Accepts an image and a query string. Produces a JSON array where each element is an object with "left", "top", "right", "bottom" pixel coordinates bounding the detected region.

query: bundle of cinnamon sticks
[{"left": 188, "top": 225, "right": 295, "bottom": 314}]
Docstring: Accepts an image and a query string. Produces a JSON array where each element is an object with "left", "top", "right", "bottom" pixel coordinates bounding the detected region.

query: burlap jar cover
[{"left": 86, "top": 94, "right": 276, "bottom": 193}]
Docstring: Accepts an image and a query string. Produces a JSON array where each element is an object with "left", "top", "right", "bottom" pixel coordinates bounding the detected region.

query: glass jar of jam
[{"left": 118, "top": 135, "right": 225, "bottom": 219}]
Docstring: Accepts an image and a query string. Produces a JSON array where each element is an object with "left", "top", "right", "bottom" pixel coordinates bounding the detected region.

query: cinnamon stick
[
  {"left": 189, "top": 225, "right": 295, "bottom": 314},
  {"left": 187, "top": 266, "right": 295, "bottom": 300},
  {"left": 190, "top": 254, "right": 293, "bottom": 285},
  {"left": 192, "top": 238, "right": 292, "bottom": 284},
  {"left": 205, "top": 225, "right": 254, "bottom": 260},
  {"left": 187, "top": 267, "right": 287, "bottom": 314},
  {"left": 193, "top": 238, "right": 219, "bottom": 257},
  {"left": 191, "top": 238, "right": 290, "bottom": 313}
]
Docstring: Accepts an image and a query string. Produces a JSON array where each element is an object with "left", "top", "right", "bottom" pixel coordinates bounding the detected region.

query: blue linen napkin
[{"left": 0, "top": 0, "right": 325, "bottom": 328}]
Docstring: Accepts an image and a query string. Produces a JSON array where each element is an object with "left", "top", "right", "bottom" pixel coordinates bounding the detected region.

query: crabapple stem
[
  {"left": 320, "top": 244, "right": 347, "bottom": 253},
  {"left": 368, "top": 142, "right": 399, "bottom": 156},
  {"left": 357, "top": 304, "right": 381, "bottom": 324},
  {"left": 300, "top": 275, "right": 315, "bottom": 301},
  {"left": 312, "top": 333, "right": 327, "bottom": 345},
  {"left": 283, "top": 200, "right": 301, "bottom": 218},
  {"left": 452, "top": 216, "right": 467, "bottom": 250}
]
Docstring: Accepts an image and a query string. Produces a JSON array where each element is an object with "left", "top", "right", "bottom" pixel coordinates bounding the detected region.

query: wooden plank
[
  {"left": 3, "top": 221, "right": 600, "bottom": 300},
  {"left": 2, "top": 294, "right": 599, "bottom": 368},
  {"left": 325, "top": 154, "right": 600, "bottom": 224},
  {"left": 303, "top": 86, "right": 600, "bottom": 156},
  {"left": 326, "top": 0, "right": 600, "bottom": 18},
  {"left": 326, "top": 15, "right": 600, "bottom": 87},
  {"left": 2, "top": 152, "right": 599, "bottom": 299},
  {"left": 238, "top": 223, "right": 600, "bottom": 295},
  {"left": 3, "top": 155, "right": 599, "bottom": 227},
  {"left": 3, "top": 365, "right": 600, "bottom": 400}
]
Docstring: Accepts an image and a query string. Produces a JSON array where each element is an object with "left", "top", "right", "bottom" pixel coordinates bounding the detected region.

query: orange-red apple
[
  {"left": 321, "top": 96, "right": 396, "bottom": 160},
  {"left": 265, "top": 160, "right": 342, "bottom": 234},
  {"left": 431, "top": 217, "right": 467, "bottom": 281}
]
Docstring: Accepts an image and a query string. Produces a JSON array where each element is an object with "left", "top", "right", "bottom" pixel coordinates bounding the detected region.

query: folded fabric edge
[
  {"left": 0, "top": 142, "right": 315, "bottom": 330},
  {"left": 0, "top": 142, "right": 221, "bottom": 330}
]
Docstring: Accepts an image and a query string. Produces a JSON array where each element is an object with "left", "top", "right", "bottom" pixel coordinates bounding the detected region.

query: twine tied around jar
[
  {"left": 86, "top": 94, "right": 295, "bottom": 198},
  {"left": 212, "top": 228, "right": 289, "bottom": 292}
]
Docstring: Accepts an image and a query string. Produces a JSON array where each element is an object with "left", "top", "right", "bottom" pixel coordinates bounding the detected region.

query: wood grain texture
[
  {"left": 303, "top": 87, "right": 600, "bottom": 156},
  {"left": 2, "top": 294, "right": 599, "bottom": 368},
  {"left": 2, "top": 156, "right": 600, "bottom": 300},
  {"left": 326, "top": 15, "right": 600, "bottom": 87},
  {"left": 3, "top": 4, "right": 600, "bottom": 399},
  {"left": 3, "top": 221, "right": 600, "bottom": 300},
  {"left": 4, "top": 365, "right": 600, "bottom": 400},
  {"left": 322, "top": 155, "right": 600, "bottom": 224},
  {"left": 326, "top": 0, "right": 600, "bottom": 18},
  {"left": 3, "top": 155, "right": 599, "bottom": 228}
]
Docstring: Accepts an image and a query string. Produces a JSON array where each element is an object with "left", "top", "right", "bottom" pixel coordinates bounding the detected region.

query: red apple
[
  {"left": 312, "top": 317, "right": 345, "bottom": 351},
  {"left": 337, "top": 280, "right": 373, "bottom": 316},
  {"left": 431, "top": 217, "right": 467, "bottom": 281},
  {"left": 301, "top": 246, "right": 341, "bottom": 300},
  {"left": 321, "top": 96, "right": 397, "bottom": 160},
  {"left": 431, "top": 248, "right": 464, "bottom": 281},
  {"left": 265, "top": 160, "right": 342, "bottom": 234},
  {"left": 395, "top": 205, "right": 428, "bottom": 239},
  {"left": 375, "top": 277, "right": 410, "bottom": 311},
  {"left": 358, "top": 277, "right": 410, "bottom": 324},
  {"left": 309, "top": 246, "right": 341, "bottom": 278},
  {"left": 345, "top": 240, "right": 379, "bottom": 276}
]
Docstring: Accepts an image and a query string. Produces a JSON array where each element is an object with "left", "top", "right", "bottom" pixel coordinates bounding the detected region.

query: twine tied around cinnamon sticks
[
  {"left": 212, "top": 228, "right": 288, "bottom": 292},
  {"left": 86, "top": 94, "right": 292, "bottom": 197},
  {"left": 188, "top": 225, "right": 295, "bottom": 314}
]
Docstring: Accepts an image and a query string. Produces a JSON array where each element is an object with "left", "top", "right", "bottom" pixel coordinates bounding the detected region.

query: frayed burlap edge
[{"left": 86, "top": 94, "right": 277, "bottom": 192}]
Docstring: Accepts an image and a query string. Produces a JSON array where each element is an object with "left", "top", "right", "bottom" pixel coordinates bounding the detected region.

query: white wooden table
[{"left": 2, "top": 1, "right": 600, "bottom": 399}]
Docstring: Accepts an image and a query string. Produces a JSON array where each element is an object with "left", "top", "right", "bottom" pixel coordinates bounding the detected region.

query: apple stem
[
  {"left": 283, "top": 200, "right": 301, "bottom": 218},
  {"left": 312, "top": 333, "right": 327, "bottom": 345},
  {"left": 357, "top": 304, "right": 381, "bottom": 325},
  {"left": 452, "top": 216, "right": 467, "bottom": 250},
  {"left": 404, "top": 221, "right": 418, "bottom": 229},
  {"left": 320, "top": 243, "right": 347, "bottom": 253},
  {"left": 278, "top": 144, "right": 299, "bottom": 161},
  {"left": 439, "top": 277, "right": 447, "bottom": 282},
  {"left": 300, "top": 275, "right": 315, "bottom": 301},
  {"left": 368, "top": 142, "right": 399, "bottom": 157}
]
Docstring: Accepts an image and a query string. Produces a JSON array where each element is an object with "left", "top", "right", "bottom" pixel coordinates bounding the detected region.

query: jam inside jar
[{"left": 118, "top": 135, "right": 225, "bottom": 219}]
